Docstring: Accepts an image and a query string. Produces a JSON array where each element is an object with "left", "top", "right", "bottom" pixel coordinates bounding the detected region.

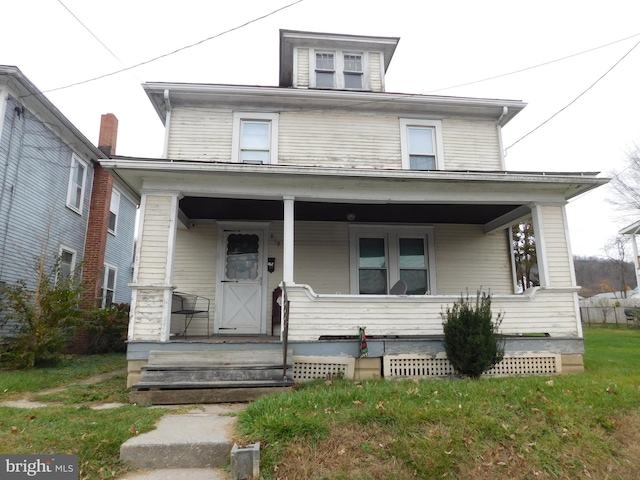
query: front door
[{"left": 217, "top": 229, "right": 265, "bottom": 334}]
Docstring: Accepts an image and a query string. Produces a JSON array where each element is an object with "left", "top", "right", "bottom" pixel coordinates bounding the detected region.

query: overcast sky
[{"left": 3, "top": 0, "right": 640, "bottom": 257}]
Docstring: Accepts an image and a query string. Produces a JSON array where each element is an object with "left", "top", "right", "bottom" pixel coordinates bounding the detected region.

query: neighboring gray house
[{"left": 0, "top": 66, "right": 138, "bottom": 338}]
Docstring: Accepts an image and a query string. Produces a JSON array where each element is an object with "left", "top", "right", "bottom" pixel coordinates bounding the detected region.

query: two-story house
[
  {"left": 0, "top": 66, "right": 138, "bottom": 344},
  {"left": 101, "top": 31, "right": 607, "bottom": 402}
]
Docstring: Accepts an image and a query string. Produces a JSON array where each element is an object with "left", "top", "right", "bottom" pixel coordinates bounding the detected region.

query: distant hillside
[{"left": 574, "top": 256, "right": 636, "bottom": 298}]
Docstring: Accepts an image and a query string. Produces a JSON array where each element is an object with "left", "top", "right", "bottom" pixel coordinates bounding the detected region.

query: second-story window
[
  {"left": 399, "top": 119, "right": 445, "bottom": 171},
  {"left": 108, "top": 189, "right": 120, "bottom": 234},
  {"left": 232, "top": 112, "right": 279, "bottom": 164},
  {"left": 66, "top": 154, "right": 88, "bottom": 214}
]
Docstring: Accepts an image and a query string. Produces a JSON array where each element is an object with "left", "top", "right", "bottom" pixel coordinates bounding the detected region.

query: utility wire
[
  {"left": 39, "top": 0, "right": 305, "bottom": 95},
  {"left": 506, "top": 40, "right": 640, "bottom": 152}
]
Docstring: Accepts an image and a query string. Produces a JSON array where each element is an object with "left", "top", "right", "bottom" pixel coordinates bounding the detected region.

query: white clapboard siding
[
  {"left": 541, "top": 205, "right": 573, "bottom": 286},
  {"left": 442, "top": 119, "right": 501, "bottom": 171},
  {"left": 168, "top": 108, "right": 233, "bottom": 161},
  {"left": 293, "top": 221, "right": 351, "bottom": 294},
  {"left": 132, "top": 289, "right": 165, "bottom": 340},
  {"left": 278, "top": 112, "right": 401, "bottom": 169},
  {"left": 138, "top": 195, "right": 172, "bottom": 284},
  {"left": 296, "top": 48, "right": 309, "bottom": 87},
  {"left": 435, "top": 224, "right": 513, "bottom": 294},
  {"left": 285, "top": 285, "right": 579, "bottom": 341},
  {"left": 170, "top": 221, "right": 218, "bottom": 336},
  {"left": 369, "top": 52, "right": 382, "bottom": 92}
]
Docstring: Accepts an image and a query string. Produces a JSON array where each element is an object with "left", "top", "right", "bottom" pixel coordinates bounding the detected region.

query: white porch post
[
  {"left": 283, "top": 195, "right": 295, "bottom": 283},
  {"left": 530, "top": 204, "right": 549, "bottom": 288},
  {"left": 128, "top": 191, "right": 181, "bottom": 342}
]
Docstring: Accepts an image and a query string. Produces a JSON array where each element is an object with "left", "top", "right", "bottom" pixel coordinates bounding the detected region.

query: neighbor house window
[
  {"left": 311, "top": 51, "right": 367, "bottom": 90},
  {"left": 400, "top": 119, "right": 445, "bottom": 171},
  {"left": 232, "top": 112, "right": 279, "bottom": 164},
  {"left": 66, "top": 154, "right": 88, "bottom": 213},
  {"left": 102, "top": 265, "right": 116, "bottom": 308},
  {"left": 350, "top": 226, "right": 435, "bottom": 295},
  {"left": 108, "top": 189, "right": 120, "bottom": 234},
  {"left": 59, "top": 246, "right": 77, "bottom": 279}
]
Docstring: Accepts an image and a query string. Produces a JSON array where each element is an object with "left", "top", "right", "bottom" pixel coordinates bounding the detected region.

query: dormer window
[{"left": 312, "top": 50, "right": 366, "bottom": 90}]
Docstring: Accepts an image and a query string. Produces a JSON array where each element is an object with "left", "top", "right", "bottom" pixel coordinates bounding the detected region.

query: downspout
[
  {"left": 497, "top": 106, "right": 508, "bottom": 170},
  {"left": 162, "top": 89, "right": 171, "bottom": 159}
]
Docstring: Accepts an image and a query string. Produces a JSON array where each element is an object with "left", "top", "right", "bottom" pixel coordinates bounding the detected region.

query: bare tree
[
  {"left": 608, "top": 143, "right": 640, "bottom": 219},
  {"left": 604, "top": 236, "right": 633, "bottom": 298}
]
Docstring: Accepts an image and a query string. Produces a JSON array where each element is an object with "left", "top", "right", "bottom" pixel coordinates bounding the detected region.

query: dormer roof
[{"left": 279, "top": 29, "right": 400, "bottom": 88}]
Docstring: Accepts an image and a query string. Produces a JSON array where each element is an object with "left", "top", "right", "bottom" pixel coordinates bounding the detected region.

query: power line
[
  {"left": 40, "top": 0, "right": 305, "bottom": 95},
  {"left": 506, "top": 40, "right": 640, "bottom": 153}
]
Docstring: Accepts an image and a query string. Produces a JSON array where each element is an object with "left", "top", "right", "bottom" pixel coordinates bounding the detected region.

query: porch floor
[{"left": 167, "top": 335, "right": 282, "bottom": 343}]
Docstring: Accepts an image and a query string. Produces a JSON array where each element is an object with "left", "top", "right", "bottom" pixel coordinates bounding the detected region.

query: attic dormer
[{"left": 279, "top": 29, "right": 399, "bottom": 92}]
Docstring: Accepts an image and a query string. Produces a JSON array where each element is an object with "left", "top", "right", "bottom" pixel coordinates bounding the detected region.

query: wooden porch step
[
  {"left": 134, "top": 379, "right": 294, "bottom": 390},
  {"left": 130, "top": 385, "right": 293, "bottom": 405}
]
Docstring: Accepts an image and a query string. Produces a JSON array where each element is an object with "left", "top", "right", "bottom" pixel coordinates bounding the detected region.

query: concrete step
[
  {"left": 120, "top": 405, "right": 243, "bottom": 470},
  {"left": 117, "top": 468, "right": 230, "bottom": 479}
]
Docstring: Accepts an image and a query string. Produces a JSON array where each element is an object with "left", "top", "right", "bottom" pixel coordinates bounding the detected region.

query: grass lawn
[
  {"left": 237, "top": 326, "right": 640, "bottom": 479},
  {"left": 0, "top": 353, "right": 169, "bottom": 479}
]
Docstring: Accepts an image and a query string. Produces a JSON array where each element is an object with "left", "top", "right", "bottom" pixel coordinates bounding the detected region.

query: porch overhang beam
[{"left": 483, "top": 205, "right": 532, "bottom": 234}]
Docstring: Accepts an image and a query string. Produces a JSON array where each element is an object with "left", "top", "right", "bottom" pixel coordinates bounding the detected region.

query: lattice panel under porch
[
  {"left": 384, "top": 353, "right": 561, "bottom": 378},
  {"left": 293, "top": 356, "right": 356, "bottom": 382}
]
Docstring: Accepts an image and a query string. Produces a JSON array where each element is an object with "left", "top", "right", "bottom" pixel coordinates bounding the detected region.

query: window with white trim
[
  {"left": 349, "top": 226, "right": 436, "bottom": 295},
  {"left": 312, "top": 50, "right": 366, "bottom": 90},
  {"left": 108, "top": 189, "right": 120, "bottom": 234},
  {"left": 102, "top": 264, "right": 116, "bottom": 308},
  {"left": 400, "top": 119, "right": 445, "bottom": 171},
  {"left": 66, "top": 154, "right": 88, "bottom": 213},
  {"left": 232, "top": 112, "right": 279, "bottom": 164},
  {"left": 59, "top": 246, "right": 77, "bottom": 279}
]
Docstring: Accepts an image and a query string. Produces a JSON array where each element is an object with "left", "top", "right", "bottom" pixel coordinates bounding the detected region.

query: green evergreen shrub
[
  {"left": 442, "top": 290, "right": 505, "bottom": 378},
  {"left": 84, "top": 303, "right": 130, "bottom": 353}
]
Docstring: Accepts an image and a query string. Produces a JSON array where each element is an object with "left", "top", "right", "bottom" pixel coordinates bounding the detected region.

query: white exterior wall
[
  {"left": 540, "top": 205, "right": 574, "bottom": 287},
  {"left": 369, "top": 52, "right": 383, "bottom": 92},
  {"left": 167, "top": 108, "right": 233, "bottom": 161},
  {"left": 442, "top": 119, "right": 502, "bottom": 171},
  {"left": 296, "top": 48, "right": 309, "bottom": 88},
  {"left": 435, "top": 224, "right": 513, "bottom": 295}
]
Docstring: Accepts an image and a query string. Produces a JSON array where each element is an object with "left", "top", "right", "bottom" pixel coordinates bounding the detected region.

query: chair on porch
[
  {"left": 171, "top": 292, "right": 211, "bottom": 338},
  {"left": 390, "top": 279, "right": 408, "bottom": 295}
]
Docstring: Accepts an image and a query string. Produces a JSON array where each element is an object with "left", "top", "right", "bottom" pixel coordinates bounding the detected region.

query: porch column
[
  {"left": 283, "top": 195, "right": 295, "bottom": 283},
  {"left": 128, "top": 191, "right": 181, "bottom": 342}
]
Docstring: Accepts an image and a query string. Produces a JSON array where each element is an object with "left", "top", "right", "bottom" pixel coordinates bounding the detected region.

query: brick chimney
[{"left": 81, "top": 114, "right": 118, "bottom": 310}]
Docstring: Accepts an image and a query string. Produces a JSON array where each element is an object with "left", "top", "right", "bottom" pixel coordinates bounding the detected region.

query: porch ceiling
[{"left": 179, "top": 197, "right": 523, "bottom": 225}]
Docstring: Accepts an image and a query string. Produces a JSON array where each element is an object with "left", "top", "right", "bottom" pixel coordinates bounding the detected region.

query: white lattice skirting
[
  {"left": 383, "top": 353, "right": 562, "bottom": 378},
  {"left": 292, "top": 356, "right": 356, "bottom": 381}
]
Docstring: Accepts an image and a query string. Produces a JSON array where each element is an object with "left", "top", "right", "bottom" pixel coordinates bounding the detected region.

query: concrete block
[
  {"left": 355, "top": 357, "right": 381, "bottom": 380},
  {"left": 561, "top": 354, "right": 584, "bottom": 374},
  {"left": 230, "top": 442, "right": 260, "bottom": 480}
]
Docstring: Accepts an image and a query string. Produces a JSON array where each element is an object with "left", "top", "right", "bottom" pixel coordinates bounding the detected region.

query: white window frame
[
  {"left": 399, "top": 119, "right": 445, "bottom": 171},
  {"left": 102, "top": 264, "right": 117, "bottom": 308},
  {"left": 310, "top": 50, "right": 369, "bottom": 90},
  {"left": 349, "top": 225, "right": 437, "bottom": 295},
  {"left": 232, "top": 112, "right": 279, "bottom": 164},
  {"left": 66, "top": 153, "right": 88, "bottom": 214},
  {"left": 58, "top": 245, "right": 77, "bottom": 280},
  {"left": 108, "top": 188, "right": 121, "bottom": 235}
]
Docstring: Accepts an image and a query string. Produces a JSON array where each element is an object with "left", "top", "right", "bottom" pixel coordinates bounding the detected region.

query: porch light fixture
[{"left": 347, "top": 213, "right": 356, "bottom": 221}]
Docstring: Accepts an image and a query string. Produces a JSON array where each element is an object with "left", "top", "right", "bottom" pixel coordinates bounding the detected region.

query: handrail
[{"left": 281, "top": 281, "right": 290, "bottom": 381}]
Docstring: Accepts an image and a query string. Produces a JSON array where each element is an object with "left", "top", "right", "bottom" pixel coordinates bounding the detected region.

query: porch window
[
  {"left": 232, "top": 112, "right": 279, "bottom": 164},
  {"left": 351, "top": 226, "right": 435, "bottom": 295},
  {"left": 400, "top": 119, "right": 444, "bottom": 171}
]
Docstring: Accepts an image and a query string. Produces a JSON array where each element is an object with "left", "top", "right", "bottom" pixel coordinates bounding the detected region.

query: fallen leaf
[
  {"left": 353, "top": 400, "right": 363, "bottom": 407},
  {"left": 338, "top": 448, "right": 345, "bottom": 455},
  {"left": 444, "top": 449, "right": 453, "bottom": 455},
  {"left": 546, "top": 380, "right": 554, "bottom": 386},
  {"left": 325, "top": 380, "right": 332, "bottom": 386},
  {"left": 129, "top": 426, "right": 139, "bottom": 434},
  {"left": 376, "top": 401, "right": 385, "bottom": 410},
  {"left": 11, "top": 426, "right": 19, "bottom": 434}
]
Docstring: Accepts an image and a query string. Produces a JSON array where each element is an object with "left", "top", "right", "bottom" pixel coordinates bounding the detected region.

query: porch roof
[{"left": 101, "top": 157, "right": 608, "bottom": 231}]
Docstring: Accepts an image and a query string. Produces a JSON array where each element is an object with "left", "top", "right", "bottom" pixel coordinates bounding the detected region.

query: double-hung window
[
  {"left": 400, "top": 119, "right": 444, "bottom": 171},
  {"left": 232, "top": 112, "right": 279, "bottom": 164},
  {"left": 66, "top": 154, "right": 88, "bottom": 213},
  {"left": 102, "top": 264, "right": 116, "bottom": 308},
  {"left": 108, "top": 189, "right": 120, "bottom": 234},
  {"left": 350, "top": 226, "right": 436, "bottom": 295},
  {"left": 312, "top": 51, "right": 366, "bottom": 90},
  {"left": 59, "top": 246, "right": 77, "bottom": 279}
]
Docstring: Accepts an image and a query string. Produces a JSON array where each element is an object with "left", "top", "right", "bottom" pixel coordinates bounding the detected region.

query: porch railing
[{"left": 281, "top": 282, "right": 291, "bottom": 381}]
